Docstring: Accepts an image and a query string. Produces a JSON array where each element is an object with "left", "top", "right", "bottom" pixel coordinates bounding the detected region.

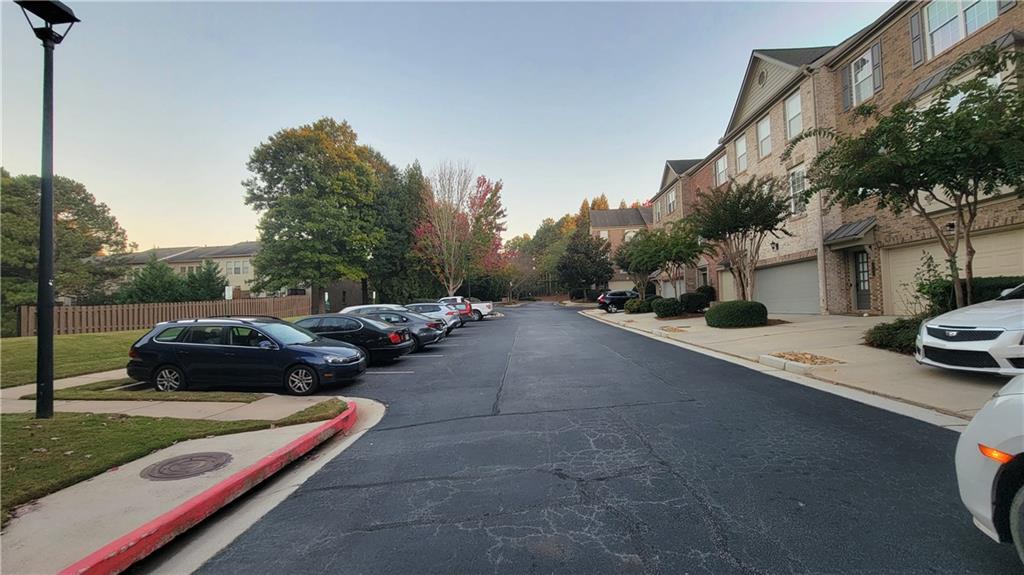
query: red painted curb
[{"left": 59, "top": 401, "right": 359, "bottom": 575}]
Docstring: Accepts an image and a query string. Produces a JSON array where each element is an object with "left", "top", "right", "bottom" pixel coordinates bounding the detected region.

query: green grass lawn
[
  {"left": 1, "top": 330, "right": 146, "bottom": 388},
  {"left": 19, "top": 378, "right": 267, "bottom": 403},
  {"left": 1, "top": 398, "right": 347, "bottom": 523}
]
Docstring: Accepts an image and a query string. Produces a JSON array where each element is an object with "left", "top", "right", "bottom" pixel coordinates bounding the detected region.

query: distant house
[
  {"left": 122, "top": 241, "right": 262, "bottom": 294},
  {"left": 589, "top": 207, "right": 653, "bottom": 292}
]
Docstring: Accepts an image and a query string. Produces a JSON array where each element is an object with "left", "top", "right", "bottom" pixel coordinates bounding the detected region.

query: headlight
[{"left": 324, "top": 355, "right": 356, "bottom": 365}]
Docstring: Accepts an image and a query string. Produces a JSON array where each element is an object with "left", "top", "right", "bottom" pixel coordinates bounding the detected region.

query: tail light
[
  {"left": 446, "top": 311, "right": 456, "bottom": 315},
  {"left": 598, "top": 294, "right": 606, "bottom": 302},
  {"left": 427, "top": 322, "right": 443, "bottom": 330},
  {"left": 388, "top": 332, "right": 402, "bottom": 344},
  {"left": 128, "top": 347, "right": 140, "bottom": 358}
]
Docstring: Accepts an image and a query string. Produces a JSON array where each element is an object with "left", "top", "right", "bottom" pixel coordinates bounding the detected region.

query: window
[
  {"left": 698, "top": 267, "right": 709, "bottom": 287},
  {"left": 734, "top": 135, "right": 747, "bottom": 172},
  {"left": 925, "top": 0, "right": 999, "bottom": 59},
  {"left": 714, "top": 156, "right": 728, "bottom": 186},
  {"left": 785, "top": 92, "right": 802, "bottom": 139},
  {"left": 242, "top": 260, "right": 250, "bottom": 274},
  {"left": 154, "top": 326, "right": 186, "bottom": 342},
  {"left": 851, "top": 49, "right": 875, "bottom": 105},
  {"left": 788, "top": 165, "right": 807, "bottom": 214},
  {"left": 320, "top": 317, "right": 361, "bottom": 331},
  {"left": 185, "top": 325, "right": 226, "bottom": 345},
  {"left": 757, "top": 116, "right": 771, "bottom": 157},
  {"left": 229, "top": 327, "right": 271, "bottom": 347},
  {"left": 599, "top": 230, "right": 609, "bottom": 240},
  {"left": 624, "top": 229, "right": 638, "bottom": 241},
  {"left": 667, "top": 190, "right": 677, "bottom": 214},
  {"left": 653, "top": 199, "right": 662, "bottom": 222}
]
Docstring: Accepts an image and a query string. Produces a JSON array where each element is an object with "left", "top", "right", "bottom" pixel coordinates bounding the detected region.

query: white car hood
[{"left": 930, "top": 299, "right": 1024, "bottom": 330}]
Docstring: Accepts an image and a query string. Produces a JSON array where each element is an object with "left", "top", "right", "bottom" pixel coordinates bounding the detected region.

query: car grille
[
  {"left": 1009, "top": 358, "right": 1024, "bottom": 369},
  {"left": 923, "top": 346, "right": 999, "bottom": 369},
  {"left": 926, "top": 326, "right": 1002, "bottom": 342}
]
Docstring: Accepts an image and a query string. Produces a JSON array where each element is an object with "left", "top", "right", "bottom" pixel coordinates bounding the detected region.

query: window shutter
[
  {"left": 871, "top": 41, "right": 883, "bottom": 91},
  {"left": 998, "top": 0, "right": 1016, "bottom": 14},
  {"left": 841, "top": 66, "right": 852, "bottom": 111},
  {"left": 910, "top": 10, "right": 924, "bottom": 67}
]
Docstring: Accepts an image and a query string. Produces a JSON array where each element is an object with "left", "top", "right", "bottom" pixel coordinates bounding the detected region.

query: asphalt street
[{"left": 195, "top": 303, "right": 1021, "bottom": 574}]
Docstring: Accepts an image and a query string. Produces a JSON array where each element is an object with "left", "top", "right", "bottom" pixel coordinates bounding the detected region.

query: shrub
[
  {"left": 695, "top": 284, "right": 716, "bottom": 302},
  {"left": 927, "top": 276, "right": 1024, "bottom": 314},
  {"left": 678, "top": 293, "right": 709, "bottom": 313},
  {"left": 864, "top": 317, "right": 922, "bottom": 355},
  {"left": 705, "top": 300, "right": 768, "bottom": 328},
  {"left": 625, "top": 298, "right": 652, "bottom": 314},
  {"left": 652, "top": 297, "right": 683, "bottom": 318}
]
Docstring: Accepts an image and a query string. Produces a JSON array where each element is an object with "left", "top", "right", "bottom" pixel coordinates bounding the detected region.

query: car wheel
[
  {"left": 357, "top": 346, "right": 372, "bottom": 364},
  {"left": 154, "top": 365, "right": 186, "bottom": 392},
  {"left": 1012, "top": 484, "right": 1024, "bottom": 565},
  {"left": 472, "top": 310, "right": 483, "bottom": 321},
  {"left": 607, "top": 304, "right": 618, "bottom": 313},
  {"left": 284, "top": 365, "right": 319, "bottom": 396},
  {"left": 410, "top": 335, "right": 421, "bottom": 353}
]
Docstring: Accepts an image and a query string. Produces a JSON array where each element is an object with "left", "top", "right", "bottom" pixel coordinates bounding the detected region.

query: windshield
[
  {"left": 256, "top": 322, "right": 317, "bottom": 345},
  {"left": 997, "top": 284, "right": 1024, "bottom": 300}
]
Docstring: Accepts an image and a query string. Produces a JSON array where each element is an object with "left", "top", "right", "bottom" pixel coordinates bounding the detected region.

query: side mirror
[
  {"left": 259, "top": 340, "right": 277, "bottom": 350},
  {"left": 1000, "top": 288, "right": 1013, "bottom": 297}
]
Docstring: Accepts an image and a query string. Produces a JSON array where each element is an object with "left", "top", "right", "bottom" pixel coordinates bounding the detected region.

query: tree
[
  {"left": 185, "top": 260, "right": 229, "bottom": 300},
  {"left": 467, "top": 175, "right": 508, "bottom": 277},
  {"left": 590, "top": 194, "right": 609, "bottom": 211},
  {"left": 116, "top": 258, "right": 185, "bottom": 303},
  {"left": 577, "top": 199, "right": 590, "bottom": 229},
  {"left": 612, "top": 229, "right": 663, "bottom": 299},
  {"left": 689, "top": 176, "right": 792, "bottom": 301},
  {"left": 2, "top": 169, "right": 130, "bottom": 334},
  {"left": 618, "top": 199, "right": 628, "bottom": 209},
  {"left": 658, "top": 221, "right": 702, "bottom": 295},
  {"left": 557, "top": 228, "right": 613, "bottom": 300},
  {"left": 784, "top": 46, "right": 1024, "bottom": 307},
  {"left": 243, "top": 118, "right": 382, "bottom": 312}
]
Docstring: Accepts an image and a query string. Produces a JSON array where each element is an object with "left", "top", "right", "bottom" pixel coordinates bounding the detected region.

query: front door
[{"left": 854, "top": 251, "right": 871, "bottom": 310}]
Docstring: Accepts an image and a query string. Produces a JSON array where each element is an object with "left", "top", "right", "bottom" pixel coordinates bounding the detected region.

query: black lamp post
[{"left": 15, "top": 1, "right": 80, "bottom": 419}]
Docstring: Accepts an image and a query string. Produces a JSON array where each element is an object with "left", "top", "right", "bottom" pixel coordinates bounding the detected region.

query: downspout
[{"left": 807, "top": 64, "right": 830, "bottom": 316}]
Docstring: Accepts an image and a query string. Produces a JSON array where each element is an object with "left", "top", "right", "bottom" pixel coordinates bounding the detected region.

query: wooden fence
[{"left": 17, "top": 295, "right": 312, "bottom": 336}]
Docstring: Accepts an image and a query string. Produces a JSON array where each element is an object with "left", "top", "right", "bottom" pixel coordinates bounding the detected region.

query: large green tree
[
  {"left": 784, "top": 45, "right": 1024, "bottom": 308},
  {"left": 657, "top": 221, "right": 702, "bottom": 295},
  {"left": 557, "top": 228, "right": 613, "bottom": 300},
  {"left": 116, "top": 258, "right": 185, "bottom": 303},
  {"left": 1, "top": 169, "right": 130, "bottom": 334},
  {"left": 244, "top": 118, "right": 382, "bottom": 312},
  {"left": 612, "top": 229, "right": 663, "bottom": 299},
  {"left": 185, "top": 260, "right": 229, "bottom": 301},
  {"left": 689, "top": 176, "right": 792, "bottom": 301}
]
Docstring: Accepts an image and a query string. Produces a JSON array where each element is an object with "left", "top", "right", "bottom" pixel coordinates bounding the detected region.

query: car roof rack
[{"left": 205, "top": 315, "right": 283, "bottom": 321}]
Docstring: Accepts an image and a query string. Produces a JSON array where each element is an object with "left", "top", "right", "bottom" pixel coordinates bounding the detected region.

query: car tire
[
  {"left": 410, "top": 335, "right": 421, "bottom": 353},
  {"left": 607, "top": 304, "right": 618, "bottom": 313},
  {"left": 1012, "top": 485, "right": 1024, "bottom": 565},
  {"left": 472, "top": 310, "right": 483, "bottom": 321},
  {"left": 153, "top": 365, "right": 186, "bottom": 392},
  {"left": 357, "top": 346, "right": 372, "bottom": 364},
  {"left": 284, "top": 365, "right": 319, "bottom": 396}
]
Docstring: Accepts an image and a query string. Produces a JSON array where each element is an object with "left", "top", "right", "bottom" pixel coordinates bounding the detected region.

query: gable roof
[
  {"left": 666, "top": 159, "right": 702, "bottom": 175},
  {"left": 590, "top": 208, "right": 649, "bottom": 229},
  {"left": 121, "top": 242, "right": 261, "bottom": 265},
  {"left": 721, "top": 45, "right": 835, "bottom": 142}
]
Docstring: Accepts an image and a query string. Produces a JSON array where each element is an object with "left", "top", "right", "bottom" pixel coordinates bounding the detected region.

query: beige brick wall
[{"left": 824, "top": 1, "right": 1024, "bottom": 314}]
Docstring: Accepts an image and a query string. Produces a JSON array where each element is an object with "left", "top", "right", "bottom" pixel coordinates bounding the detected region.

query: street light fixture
[{"left": 15, "top": 0, "right": 80, "bottom": 419}]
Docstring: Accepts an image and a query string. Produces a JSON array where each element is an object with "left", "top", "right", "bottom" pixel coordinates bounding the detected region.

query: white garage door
[
  {"left": 882, "top": 227, "right": 1024, "bottom": 315},
  {"left": 754, "top": 259, "right": 821, "bottom": 314}
]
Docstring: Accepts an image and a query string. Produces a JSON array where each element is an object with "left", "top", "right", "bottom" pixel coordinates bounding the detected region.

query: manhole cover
[{"left": 140, "top": 452, "right": 232, "bottom": 481}]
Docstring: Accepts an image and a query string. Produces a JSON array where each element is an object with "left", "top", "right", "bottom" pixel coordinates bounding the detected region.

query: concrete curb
[
  {"left": 757, "top": 354, "right": 815, "bottom": 375},
  {"left": 59, "top": 402, "right": 359, "bottom": 575}
]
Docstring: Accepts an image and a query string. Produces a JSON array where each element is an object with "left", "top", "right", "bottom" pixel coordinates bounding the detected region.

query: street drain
[{"left": 140, "top": 452, "right": 232, "bottom": 481}]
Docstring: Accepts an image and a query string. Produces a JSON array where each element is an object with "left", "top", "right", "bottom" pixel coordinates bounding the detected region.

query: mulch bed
[{"left": 770, "top": 351, "right": 842, "bottom": 365}]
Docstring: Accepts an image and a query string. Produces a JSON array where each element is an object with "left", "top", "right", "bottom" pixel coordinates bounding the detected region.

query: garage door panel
[
  {"left": 882, "top": 228, "right": 1024, "bottom": 315},
  {"left": 754, "top": 260, "right": 820, "bottom": 314}
]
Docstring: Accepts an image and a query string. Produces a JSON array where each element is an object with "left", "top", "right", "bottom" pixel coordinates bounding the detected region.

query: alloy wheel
[
  {"left": 155, "top": 367, "right": 182, "bottom": 392},
  {"left": 287, "top": 367, "right": 315, "bottom": 394}
]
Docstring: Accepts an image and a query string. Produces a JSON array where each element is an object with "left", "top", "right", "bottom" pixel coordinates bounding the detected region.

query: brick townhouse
[
  {"left": 821, "top": 0, "right": 1024, "bottom": 315},
  {"left": 589, "top": 207, "right": 653, "bottom": 291},
  {"left": 651, "top": 0, "right": 1023, "bottom": 315}
]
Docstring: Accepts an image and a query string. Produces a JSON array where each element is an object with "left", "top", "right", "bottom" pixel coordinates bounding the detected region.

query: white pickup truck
[{"left": 439, "top": 296, "right": 494, "bottom": 321}]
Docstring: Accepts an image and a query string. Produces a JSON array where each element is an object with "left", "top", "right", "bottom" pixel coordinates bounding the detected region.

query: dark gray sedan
[{"left": 352, "top": 309, "right": 446, "bottom": 352}]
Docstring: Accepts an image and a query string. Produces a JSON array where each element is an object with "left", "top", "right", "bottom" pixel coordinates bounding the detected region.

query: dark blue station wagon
[{"left": 127, "top": 316, "right": 366, "bottom": 395}]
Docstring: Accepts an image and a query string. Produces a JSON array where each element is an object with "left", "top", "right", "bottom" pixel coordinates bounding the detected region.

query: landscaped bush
[
  {"left": 705, "top": 300, "right": 768, "bottom": 328},
  {"left": 695, "top": 284, "right": 716, "bottom": 302},
  {"left": 678, "top": 293, "right": 709, "bottom": 313},
  {"left": 624, "top": 298, "right": 652, "bottom": 314},
  {"left": 864, "top": 317, "right": 922, "bottom": 355},
  {"left": 652, "top": 297, "right": 683, "bottom": 318},
  {"left": 925, "top": 276, "right": 1024, "bottom": 314}
]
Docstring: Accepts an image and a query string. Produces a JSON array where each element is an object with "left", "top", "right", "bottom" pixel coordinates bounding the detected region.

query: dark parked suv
[
  {"left": 597, "top": 290, "right": 638, "bottom": 313},
  {"left": 294, "top": 313, "right": 415, "bottom": 364},
  {"left": 127, "top": 316, "right": 366, "bottom": 395}
]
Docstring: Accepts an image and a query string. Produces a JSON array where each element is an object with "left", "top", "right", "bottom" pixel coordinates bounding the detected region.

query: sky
[{"left": 2, "top": 1, "right": 891, "bottom": 250}]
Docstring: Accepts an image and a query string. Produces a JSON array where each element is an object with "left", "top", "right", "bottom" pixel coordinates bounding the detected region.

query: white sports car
[
  {"left": 916, "top": 284, "right": 1024, "bottom": 377},
  {"left": 955, "top": 375, "right": 1024, "bottom": 565}
]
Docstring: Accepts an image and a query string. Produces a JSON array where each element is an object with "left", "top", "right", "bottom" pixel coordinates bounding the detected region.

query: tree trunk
[
  {"left": 946, "top": 255, "right": 964, "bottom": 310},
  {"left": 361, "top": 278, "right": 369, "bottom": 304},
  {"left": 310, "top": 284, "right": 325, "bottom": 314}
]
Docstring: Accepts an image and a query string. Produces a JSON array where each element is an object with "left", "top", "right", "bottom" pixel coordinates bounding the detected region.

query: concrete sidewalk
[
  {"left": 583, "top": 310, "right": 1007, "bottom": 420},
  {"left": 1, "top": 368, "right": 328, "bottom": 421},
  {"left": 1, "top": 397, "right": 384, "bottom": 575}
]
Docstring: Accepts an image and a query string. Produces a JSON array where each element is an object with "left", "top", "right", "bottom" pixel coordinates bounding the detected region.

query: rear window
[
  {"left": 153, "top": 326, "right": 186, "bottom": 342},
  {"left": 185, "top": 325, "right": 226, "bottom": 344},
  {"left": 294, "top": 318, "right": 320, "bottom": 329},
  {"left": 360, "top": 317, "right": 393, "bottom": 330}
]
